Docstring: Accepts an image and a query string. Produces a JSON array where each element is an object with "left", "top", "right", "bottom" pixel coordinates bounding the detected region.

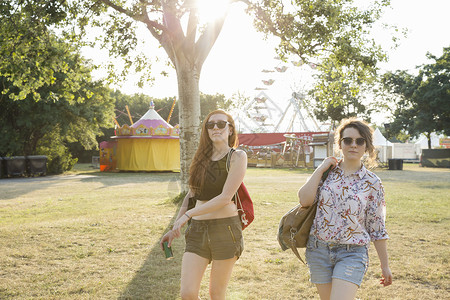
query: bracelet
[{"left": 184, "top": 212, "right": 191, "bottom": 219}]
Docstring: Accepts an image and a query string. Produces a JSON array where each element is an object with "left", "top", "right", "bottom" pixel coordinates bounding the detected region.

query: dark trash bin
[
  {"left": 388, "top": 159, "right": 396, "bottom": 170},
  {"left": 0, "top": 157, "right": 3, "bottom": 178},
  {"left": 26, "top": 155, "right": 47, "bottom": 176},
  {"left": 388, "top": 159, "right": 403, "bottom": 170},
  {"left": 396, "top": 159, "right": 403, "bottom": 170},
  {"left": 3, "top": 156, "right": 27, "bottom": 177}
]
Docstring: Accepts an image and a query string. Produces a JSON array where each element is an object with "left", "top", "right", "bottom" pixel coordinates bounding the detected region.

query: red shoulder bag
[{"left": 226, "top": 149, "right": 254, "bottom": 229}]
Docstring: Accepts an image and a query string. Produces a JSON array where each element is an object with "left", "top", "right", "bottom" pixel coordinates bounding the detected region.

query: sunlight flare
[{"left": 195, "top": 0, "right": 230, "bottom": 24}]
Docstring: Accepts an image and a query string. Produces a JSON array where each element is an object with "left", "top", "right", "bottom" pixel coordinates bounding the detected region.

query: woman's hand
[
  {"left": 318, "top": 156, "right": 338, "bottom": 172},
  {"left": 171, "top": 213, "right": 190, "bottom": 238},
  {"left": 373, "top": 239, "right": 392, "bottom": 287},
  {"left": 380, "top": 266, "right": 393, "bottom": 287},
  {"left": 298, "top": 156, "right": 338, "bottom": 207},
  {"left": 160, "top": 230, "right": 175, "bottom": 249}
]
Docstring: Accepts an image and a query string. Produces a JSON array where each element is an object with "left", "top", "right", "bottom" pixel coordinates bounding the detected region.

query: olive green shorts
[{"left": 185, "top": 215, "right": 244, "bottom": 263}]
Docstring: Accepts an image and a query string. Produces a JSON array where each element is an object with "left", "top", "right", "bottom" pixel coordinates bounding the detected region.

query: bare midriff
[{"left": 193, "top": 200, "right": 238, "bottom": 220}]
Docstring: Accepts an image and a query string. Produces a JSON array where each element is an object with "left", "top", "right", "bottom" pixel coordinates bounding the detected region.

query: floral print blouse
[{"left": 311, "top": 164, "right": 389, "bottom": 245}]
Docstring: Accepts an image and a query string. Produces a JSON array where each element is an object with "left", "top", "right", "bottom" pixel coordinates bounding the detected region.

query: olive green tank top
[{"left": 194, "top": 154, "right": 228, "bottom": 200}]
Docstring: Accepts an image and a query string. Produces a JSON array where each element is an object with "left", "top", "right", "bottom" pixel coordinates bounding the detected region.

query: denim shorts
[
  {"left": 305, "top": 235, "right": 369, "bottom": 287},
  {"left": 184, "top": 215, "right": 244, "bottom": 263}
]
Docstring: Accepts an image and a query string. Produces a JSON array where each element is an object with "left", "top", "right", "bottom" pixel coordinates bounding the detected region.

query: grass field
[{"left": 0, "top": 163, "right": 449, "bottom": 299}]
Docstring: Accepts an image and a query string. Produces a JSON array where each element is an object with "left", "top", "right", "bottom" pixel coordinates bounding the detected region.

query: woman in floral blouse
[{"left": 298, "top": 118, "right": 392, "bottom": 300}]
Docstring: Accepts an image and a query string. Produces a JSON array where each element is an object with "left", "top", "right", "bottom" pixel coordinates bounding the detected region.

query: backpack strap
[
  {"left": 226, "top": 148, "right": 237, "bottom": 203},
  {"left": 225, "top": 148, "right": 235, "bottom": 173}
]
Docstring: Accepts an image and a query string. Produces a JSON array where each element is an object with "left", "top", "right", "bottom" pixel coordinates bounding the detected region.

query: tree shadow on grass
[
  {"left": 0, "top": 171, "right": 180, "bottom": 200},
  {"left": 0, "top": 174, "right": 85, "bottom": 200},
  {"left": 118, "top": 200, "right": 184, "bottom": 300},
  {"left": 78, "top": 171, "right": 181, "bottom": 190}
]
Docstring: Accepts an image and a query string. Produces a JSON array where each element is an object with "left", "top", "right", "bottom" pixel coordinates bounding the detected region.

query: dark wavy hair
[
  {"left": 334, "top": 118, "right": 377, "bottom": 168},
  {"left": 188, "top": 110, "right": 239, "bottom": 194}
]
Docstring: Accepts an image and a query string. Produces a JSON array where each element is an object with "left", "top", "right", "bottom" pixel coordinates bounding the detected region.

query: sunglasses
[
  {"left": 205, "top": 121, "right": 230, "bottom": 129},
  {"left": 341, "top": 137, "right": 366, "bottom": 146}
]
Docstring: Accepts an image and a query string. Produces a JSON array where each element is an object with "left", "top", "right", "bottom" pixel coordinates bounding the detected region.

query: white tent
[
  {"left": 373, "top": 128, "right": 393, "bottom": 146},
  {"left": 414, "top": 133, "right": 443, "bottom": 156},
  {"left": 414, "top": 133, "right": 442, "bottom": 149},
  {"left": 373, "top": 128, "right": 392, "bottom": 162}
]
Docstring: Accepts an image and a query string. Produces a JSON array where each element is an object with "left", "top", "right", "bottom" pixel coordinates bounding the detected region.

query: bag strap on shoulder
[
  {"left": 289, "top": 166, "right": 332, "bottom": 264},
  {"left": 225, "top": 148, "right": 235, "bottom": 173},
  {"left": 225, "top": 148, "right": 240, "bottom": 204},
  {"left": 321, "top": 166, "right": 332, "bottom": 182}
]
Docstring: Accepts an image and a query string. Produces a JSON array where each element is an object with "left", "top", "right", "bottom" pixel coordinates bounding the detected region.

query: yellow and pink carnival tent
[{"left": 106, "top": 102, "right": 180, "bottom": 172}]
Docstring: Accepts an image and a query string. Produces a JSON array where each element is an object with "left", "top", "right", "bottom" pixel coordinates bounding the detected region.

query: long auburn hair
[
  {"left": 334, "top": 118, "right": 378, "bottom": 169},
  {"left": 189, "top": 110, "right": 239, "bottom": 194}
]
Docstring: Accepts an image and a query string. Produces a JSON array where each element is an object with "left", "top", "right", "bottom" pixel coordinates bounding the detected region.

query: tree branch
[
  {"left": 194, "top": 12, "right": 228, "bottom": 67},
  {"left": 98, "top": 0, "right": 166, "bottom": 33},
  {"left": 98, "top": 0, "right": 137, "bottom": 18},
  {"left": 138, "top": 1, "right": 164, "bottom": 41},
  {"left": 160, "top": 1, "right": 188, "bottom": 65},
  {"left": 185, "top": 8, "right": 198, "bottom": 49}
]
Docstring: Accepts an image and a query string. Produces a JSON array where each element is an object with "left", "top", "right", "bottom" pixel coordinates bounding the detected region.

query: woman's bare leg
[
  {"left": 330, "top": 278, "right": 358, "bottom": 300},
  {"left": 209, "top": 256, "right": 237, "bottom": 300},
  {"left": 180, "top": 252, "right": 210, "bottom": 300},
  {"left": 316, "top": 282, "right": 332, "bottom": 300}
]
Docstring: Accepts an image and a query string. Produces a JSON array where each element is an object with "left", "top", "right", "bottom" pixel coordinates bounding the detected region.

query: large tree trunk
[{"left": 176, "top": 60, "right": 201, "bottom": 192}]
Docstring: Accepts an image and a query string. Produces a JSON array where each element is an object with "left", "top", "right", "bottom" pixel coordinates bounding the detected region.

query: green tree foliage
[
  {"left": 0, "top": 36, "right": 115, "bottom": 173},
  {"left": 112, "top": 92, "right": 164, "bottom": 127},
  {"left": 198, "top": 93, "right": 232, "bottom": 121},
  {"left": 309, "top": 59, "right": 376, "bottom": 122},
  {"left": 251, "top": 0, "right": 395, "bottom": 123},
  {"left": 382, "top": 47, "right": 450, "bottom": 148},
  {"left": 0, "top": 1, "right": 83, "bottom": 101},
  {"left": 109, "top": 91, "right": 230, "bottom": 128},
  {"left": 109, "top": 91, "right": 231, "bottom": 130}
]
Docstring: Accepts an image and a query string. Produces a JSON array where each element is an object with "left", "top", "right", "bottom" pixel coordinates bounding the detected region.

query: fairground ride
[
  {"left": 234, "top": 58, "right": 332, "bottom": 168},
  {"left": 234, "top": 57, "right": 326, "bottom": 134}
]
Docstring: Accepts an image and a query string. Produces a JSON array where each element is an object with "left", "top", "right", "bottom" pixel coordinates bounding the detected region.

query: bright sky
[{"left": 89, "top": 0, "right": 450, "bottom": 128}]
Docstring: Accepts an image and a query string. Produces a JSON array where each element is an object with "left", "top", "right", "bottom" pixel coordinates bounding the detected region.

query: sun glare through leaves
[{"left": 195, "top": 0, "right": 230, "bottom": 24}]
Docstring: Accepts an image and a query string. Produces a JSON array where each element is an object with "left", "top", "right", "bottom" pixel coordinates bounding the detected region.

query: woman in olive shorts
[
  {"left": 160, "top": 109, "right": 247, "bottom": 300},
  {"left": 298, "top": 118, "right": 393, "bottom": 300}
]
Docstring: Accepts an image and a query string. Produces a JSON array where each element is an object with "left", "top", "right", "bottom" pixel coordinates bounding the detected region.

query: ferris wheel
[{"left": 234, "top": 58, "right": 323, "bottom": 133}]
